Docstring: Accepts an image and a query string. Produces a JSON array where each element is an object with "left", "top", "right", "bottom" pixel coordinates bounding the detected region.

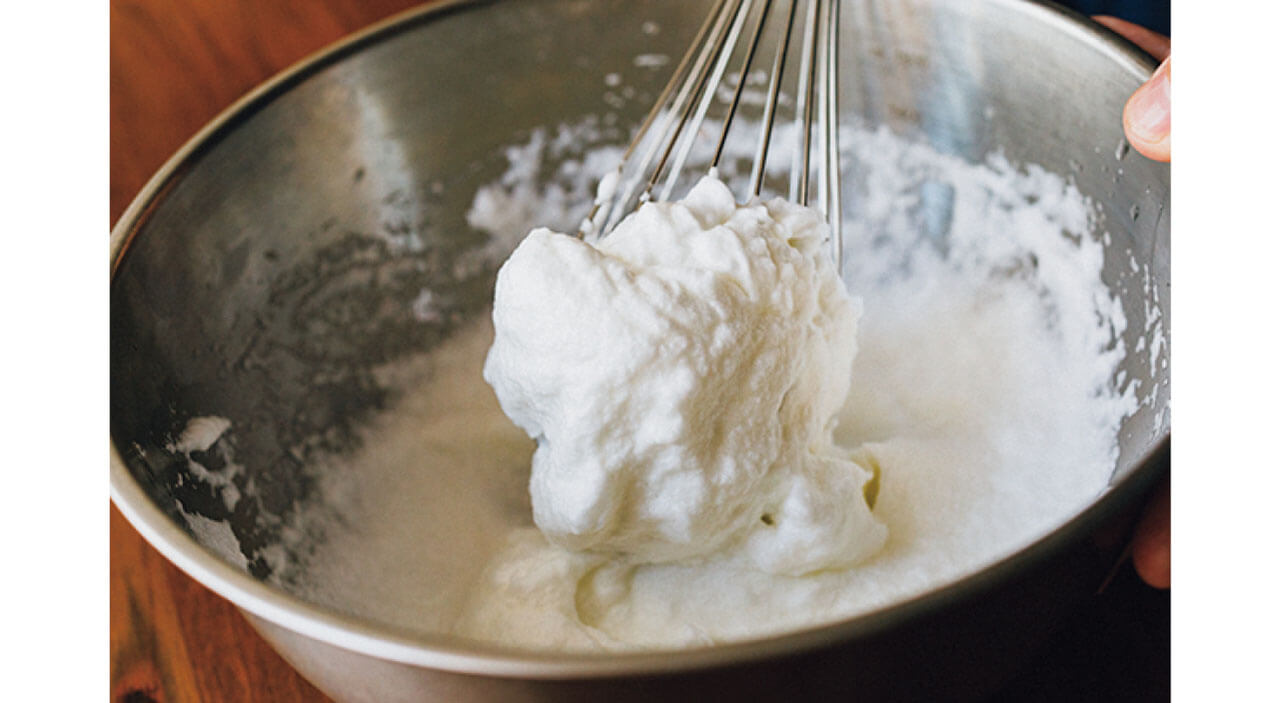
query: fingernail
[{"left": 1128, "top": 58, "right": 1171, "bottom": 143}]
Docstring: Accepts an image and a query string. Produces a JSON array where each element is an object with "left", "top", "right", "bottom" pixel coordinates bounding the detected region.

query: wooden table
[{"left": 110, "top": 2, "right": 1169, "bottom": 701}]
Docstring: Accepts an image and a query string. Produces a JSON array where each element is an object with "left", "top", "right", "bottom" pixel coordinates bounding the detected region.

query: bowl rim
[{"left": 110, "top": 0, "right": 1168, "bottom": 679}]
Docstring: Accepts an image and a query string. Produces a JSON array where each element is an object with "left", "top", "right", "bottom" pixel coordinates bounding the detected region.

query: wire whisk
[{"left": 582, "top": 0, "right": 844, "bottom": 263}]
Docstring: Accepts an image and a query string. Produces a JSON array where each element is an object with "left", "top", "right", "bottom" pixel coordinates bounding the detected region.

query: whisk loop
[{"left": 582, "top": 0, "right": 843, "bottom": 264}]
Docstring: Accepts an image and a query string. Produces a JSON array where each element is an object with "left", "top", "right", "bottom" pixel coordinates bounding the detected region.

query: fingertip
[
  {"left": 1123, "top": 108, "right": 1171, "bottom": 162},
  {"left": 1123, "top": 130, "right": 1171, "bottom": 163},
  {"left": 1123, "top": 58, "right": 1172, "bottom": 163},
  {"left": 1131, "top": 480, "right": 1171, "bottom": 589},
  {"left": 1133, "top": 530, "right": 1171, "bottom": 589}
]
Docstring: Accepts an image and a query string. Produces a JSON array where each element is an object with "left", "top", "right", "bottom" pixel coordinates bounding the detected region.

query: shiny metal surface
[{"left": 110, "top": 0, "right": 1169, "bottom": 700}]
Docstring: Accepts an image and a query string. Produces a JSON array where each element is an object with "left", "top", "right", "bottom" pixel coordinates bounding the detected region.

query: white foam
[{"left": 291, "top": 115, "right": 1147, "bottom": 652}]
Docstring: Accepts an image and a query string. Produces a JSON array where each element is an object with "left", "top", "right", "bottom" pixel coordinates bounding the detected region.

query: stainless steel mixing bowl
[{"left": 110, "top": 0, "right": 1170, "bottom": 700}]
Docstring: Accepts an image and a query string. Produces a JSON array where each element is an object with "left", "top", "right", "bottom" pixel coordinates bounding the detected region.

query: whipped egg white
[{"left": 483, "top": 176, "right": 886, "bottom": 577}]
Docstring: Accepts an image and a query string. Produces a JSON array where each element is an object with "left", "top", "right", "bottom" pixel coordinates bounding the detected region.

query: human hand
[
  {"left": 1094, "top": 16, "right": 1170, "bottom": 162},
  {"left": 1092, "top": 15, "right": 1171, "bottom": 589}
]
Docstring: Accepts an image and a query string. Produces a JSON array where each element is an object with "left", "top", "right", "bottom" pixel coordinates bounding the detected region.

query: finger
[
  {"left": 1132, "top": 478, "right": 1171, "bottom": 588},
  {"left": 1122, "top": 56, "right": 1171, "bottom": 162},
  {"left": 1093, "top": 15, "right": 1170, "bottom": 60}
]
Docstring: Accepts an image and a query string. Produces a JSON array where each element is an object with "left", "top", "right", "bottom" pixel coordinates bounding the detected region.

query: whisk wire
[
  {"left": 656, "top": 0, "right": 753, "bottom": 202},
  {"left": 711, "top": 0, "right": 776, "bottom": 173},
  {"left": 585, "top": 0, "right": 843, "bottom": 262},
  {"left": 791, "top": 0, "right": 820, "bottom": 204},
  {"left": 618, "top": 0, "right": 731, "bottom": 169},
  {"left": 749, "top": 0, "right": 799, "bottom": 197},
  {"left": 824, "top": 0, "right": 843, "bottom": 263},
  {"left": 584, "top": 0, "right": 736, "bottom": 237}
]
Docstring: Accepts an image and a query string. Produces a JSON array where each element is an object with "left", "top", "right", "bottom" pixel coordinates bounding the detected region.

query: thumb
[{"left": 1124, "top": 57, "right": 1171, "bottom": 162}]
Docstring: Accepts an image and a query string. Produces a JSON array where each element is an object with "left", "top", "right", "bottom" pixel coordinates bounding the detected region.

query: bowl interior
[{"left": 111, "top": 0, "right": 1169, "bottom": 654}]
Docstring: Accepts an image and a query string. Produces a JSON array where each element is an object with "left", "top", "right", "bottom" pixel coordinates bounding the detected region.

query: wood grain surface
[
  {"left": 111, "top": 2, "right": 426, "bottom": 701},
  {"left": 110, "top": 1, "right": 1169, "bottom": 701}
]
